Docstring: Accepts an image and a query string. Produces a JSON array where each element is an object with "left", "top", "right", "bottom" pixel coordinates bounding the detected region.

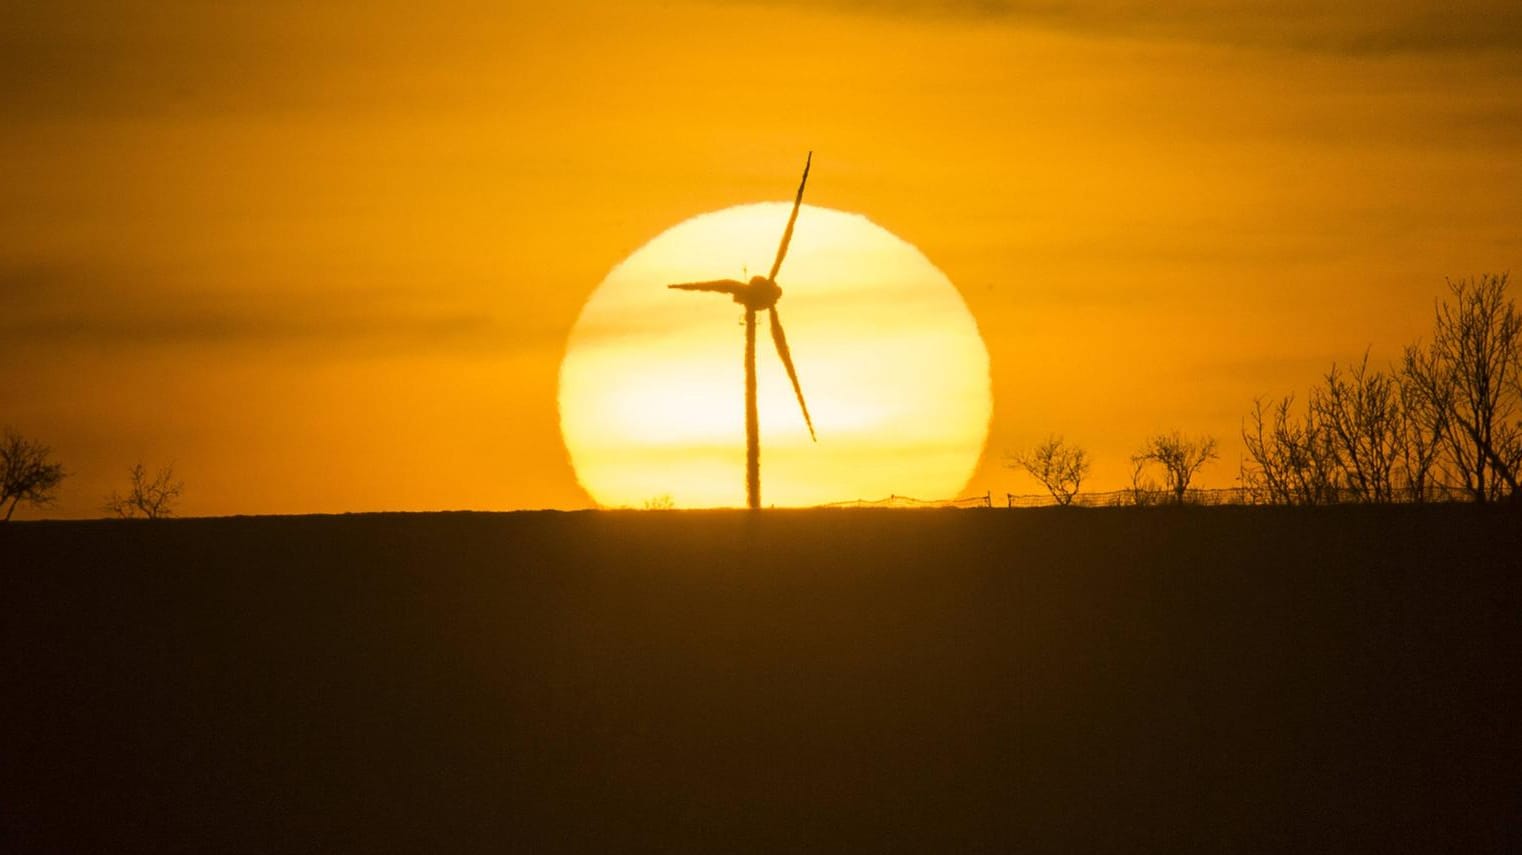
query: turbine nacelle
[{"left": 742, "top": 276, "right": 782, "bottom": 311}]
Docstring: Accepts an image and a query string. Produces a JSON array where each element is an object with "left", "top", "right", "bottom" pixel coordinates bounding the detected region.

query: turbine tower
[{"left": 668, "top": 152, "right": 817, "bottom": 510}]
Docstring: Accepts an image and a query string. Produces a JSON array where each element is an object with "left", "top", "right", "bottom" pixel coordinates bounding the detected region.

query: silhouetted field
[{"left": 3, "top": 507, "right": 1519, "bottom": 853}]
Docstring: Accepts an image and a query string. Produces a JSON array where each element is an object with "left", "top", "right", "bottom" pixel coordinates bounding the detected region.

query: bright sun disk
[{"left": 559, "top": 204, "right": 992, "bottom": 508}]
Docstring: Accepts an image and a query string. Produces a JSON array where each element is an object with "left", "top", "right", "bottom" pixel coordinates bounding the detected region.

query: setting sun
[{"left": 559, "top": 203, "right": 991, "bottom": 508}]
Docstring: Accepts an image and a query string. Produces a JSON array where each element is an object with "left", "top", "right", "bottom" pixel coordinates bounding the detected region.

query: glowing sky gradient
[{"left": 2, "top": 0, "right": 1520, "bottom": 515}]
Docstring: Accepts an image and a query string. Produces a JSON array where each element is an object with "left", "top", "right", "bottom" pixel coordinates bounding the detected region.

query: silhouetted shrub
[
  {"left": 104, "top": 463, "right": 183, "bottom": 519},
  {"left": 1007, "top": 436, "right": 1090, "bottom": 506},
  {"left": 1, "top": 428, "right": 65, "bottom": 521}
]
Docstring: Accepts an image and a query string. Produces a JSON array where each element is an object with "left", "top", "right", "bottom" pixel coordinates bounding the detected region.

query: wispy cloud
[
  {"left": 0, "top": 265, "right": 550, "bottom": 356},
  {"left": 0, "top": 1, "right": 536, "bottom": 121},
  {"left": 7, "top": 0, "right": 1517, "bottom": 127},
  {"left": 730, "top": 0, "right": 1522, "bottom": 56}
]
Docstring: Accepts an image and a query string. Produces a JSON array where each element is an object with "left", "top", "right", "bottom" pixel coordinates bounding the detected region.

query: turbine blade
[
  {"left": 769, "top": 308, "right": 816, "bottom": 442},
  {"left": 668, "top": 279, "right": 747, "bottom": 296},
  {"left": 768, "top": 151, "right": 812, "bottom": 283}
]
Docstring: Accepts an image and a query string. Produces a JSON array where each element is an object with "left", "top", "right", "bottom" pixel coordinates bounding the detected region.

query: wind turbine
[{"left": 668, "top": 152, "right": 817, "bottom": 510}]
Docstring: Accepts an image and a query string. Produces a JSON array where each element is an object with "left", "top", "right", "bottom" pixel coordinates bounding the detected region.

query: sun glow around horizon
[{"left": 559, "top": 204, "right": 992, "bottom": 508}]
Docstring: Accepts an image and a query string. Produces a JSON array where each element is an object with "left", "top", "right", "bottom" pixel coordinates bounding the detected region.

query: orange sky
[{"left": 4, "top": 0, "right": 1521, "bottom": 516}]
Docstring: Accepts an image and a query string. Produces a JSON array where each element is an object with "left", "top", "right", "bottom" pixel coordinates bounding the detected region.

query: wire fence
[
  {"left": 814, "top": 491, "right": 994, "bottom": 509},
  {"left": 812, "top": 488, "right": 1252, "bottom": 509},
  {"left": 810, "top": 486, "right": 1488, "bottom": 510},
  {"left": 1003, "top": 488, "right": 1247, "bottom": 508},
  {"left": 1004, "top": 485, "right": 1484, "bottom": 508}
]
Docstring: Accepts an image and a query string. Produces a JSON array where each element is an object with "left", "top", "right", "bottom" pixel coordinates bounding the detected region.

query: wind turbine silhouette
[{"left": 668, "top": 152, "right": 817, "bottom": 510}]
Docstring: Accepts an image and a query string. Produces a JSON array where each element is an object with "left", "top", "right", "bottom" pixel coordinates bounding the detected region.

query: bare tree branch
[
  {"left": 1242, "top": 395, "right": 1341, "bottom": 505},
  {"left": 1311, "top": 352, "right": 1406, "bottom": 503},
  {"left": 1132, "top": 431, "right": 1218, "bottom": 505},
  {"left": 1, "top": 427, "right": 66, "bottom": 521},
  {"left": 1402, "top": 274, "right": 1521, "bottom": 502},
  {"left": 104, "top": 463, "right": 184, "bottom": 519},
  {"left": 1007, "top": 436, "right": 1090, "bottom": 506}
]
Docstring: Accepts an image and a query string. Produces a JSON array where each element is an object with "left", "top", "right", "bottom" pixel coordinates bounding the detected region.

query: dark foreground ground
[{"left": 3, "top": 506, "right": 1520, "bottom": 853}]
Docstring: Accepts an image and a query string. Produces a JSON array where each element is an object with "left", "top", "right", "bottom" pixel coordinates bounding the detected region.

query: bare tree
[
  {"left": 1242, "top": 396, "right": 1340, "bottom": 505},
  {"left": 1008, "top": 436, "right": 1090, "bottom": 506},
  {"left": 1133, "top": 431, "right": 1218, "bottom": 505},
  {"left": 1242, "top": 274, "right": 1518, "bottom": 505},
  {"left": 1242, "top": 398, "right": 1294, "bottom": 504},
  {"left": 105, "top": 463, "right": 184, "bottom": 519},
  {"left": 1, "top": 428, "right": 66, "bottom": 521},
  {"left": 1396, "top": 364, "right": 1448, "bottom": 502},
  {"left": 1402, "top": 274, "right": 1521, "bottom": 502},
  {"left": 1311, "top": 353, "right": 1406, "bottom": 503},
  {"left": 1247, "top": 350, "right": 1450, "bottom": 506}
]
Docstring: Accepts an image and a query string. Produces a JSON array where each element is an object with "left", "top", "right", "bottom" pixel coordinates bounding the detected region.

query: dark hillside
[{"left": 3, "top": 507, "right": 1519, "bottom": 853}]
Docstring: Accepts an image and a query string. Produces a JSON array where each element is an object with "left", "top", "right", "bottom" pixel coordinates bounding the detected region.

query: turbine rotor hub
[{"left": 741, "top": 276, "right": 782, "bottom": 310}]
